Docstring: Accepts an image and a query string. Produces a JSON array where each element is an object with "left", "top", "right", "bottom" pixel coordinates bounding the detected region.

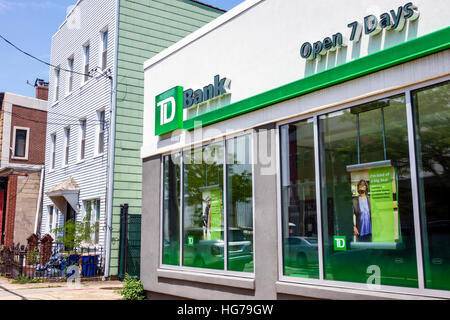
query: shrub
[{"left": 119, "top": 274, "right": 145, "bottom": 300}]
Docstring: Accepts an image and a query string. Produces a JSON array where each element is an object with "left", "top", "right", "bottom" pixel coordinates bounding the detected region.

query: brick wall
[
  {"left": 4, "top": 175, "right": 18, "bottom": 246},
  {"left": 9, "top": 105, "right": 47, "bottom": 165}
]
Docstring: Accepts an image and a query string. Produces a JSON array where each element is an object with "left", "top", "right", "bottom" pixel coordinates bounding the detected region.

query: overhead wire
[{"left": 0, "top": 33, "right": 111, "bottom": 80}]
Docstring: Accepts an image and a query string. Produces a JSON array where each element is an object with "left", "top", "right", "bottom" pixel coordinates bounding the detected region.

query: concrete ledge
[
  {"left": 157, "top": 268, "right": 255, "bottom": 290},
  {"left": 275, "top": 281, "right": 441, "bottom": 300}
]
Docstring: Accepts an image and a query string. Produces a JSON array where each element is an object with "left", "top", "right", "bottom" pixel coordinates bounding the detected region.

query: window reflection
[
  {"left": 413, "top": 81, "right": 450, "bottom": 291},
  {"left": 319, "top": 95, "right": 418, "bottom": 287},
  {"left": 280, "top": 119, "right": 319, "bottom": 278}
]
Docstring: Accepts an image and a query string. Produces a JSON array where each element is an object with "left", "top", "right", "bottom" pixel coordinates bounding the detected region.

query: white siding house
[{"left": 41, "top": 0, "right": 117, "bottom": 250}]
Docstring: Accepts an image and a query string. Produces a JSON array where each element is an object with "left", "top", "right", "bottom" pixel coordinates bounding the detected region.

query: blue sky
[{"left": 0, "top": 0, "right": 245, "bottom": 98}]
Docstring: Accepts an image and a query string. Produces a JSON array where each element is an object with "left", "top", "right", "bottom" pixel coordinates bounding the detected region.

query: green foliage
[
  {"left": 13, "top": 275, "right": 39, "bottom": 284},
  {"left": 119, "top": 274, "right": 145, "bottom": 300},
  {"left": 28, "top": 247, "right": 39, "bottom": 265},
  {"left": 52, "top": 217, "right": 99, "bottom": 251}
]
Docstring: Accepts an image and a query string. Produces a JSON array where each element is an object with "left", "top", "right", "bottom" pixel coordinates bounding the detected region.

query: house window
[
  {"left": 54, "top": 68, "right": 60, "bottom": 101},
  {"left": 101, "top": 30, "right": 108, "bottom": 71},
  {"left": 67, "top": 57, "right": 74, "bottom": 93},
  {"left": 12, "top": 127, "right": 29, "bottom": 160},
  {"left": 50, "top": 133, "right": 56, "bottom": 170},
  {"left": 48, "top": 206, "right": 55, "bottom": 234},
  {"left": 97, "top": 110, "right": 105, "bottom": 155},
  {"left": 83, "top": 44, "right": 90, "bottom": 83},
  {"left": 84, "top": 199, "right": 100, "bottom": 244},
  {"left": 64, "top": 127, "right": 70, "bottom": 166},
  {"left": 79, "top": 119, "right": 86, "bottom": 161}
]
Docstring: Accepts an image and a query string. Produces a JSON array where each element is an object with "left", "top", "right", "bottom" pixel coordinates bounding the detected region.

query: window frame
[
  {"left": 11, "top": 126, "right": 30, "bottom": 160},
  {"left": 82, "top": 198, "right": 101, "bottom": 245},
  {"left": 82, "top": 43, "right": 90, "bottom": 85},
  {"left": 67, "top": 56, "right": 74, "bottom": 95},
  {"left": 159, "top": 130, "right": 256, "bottom": 278},
  {"left": 78, "top": 118, "right": 87, "bottom": 162},
  {"left": 50, "top": 133, "right": 56, "bottom": 171},
  {"left": 95, "top": 109, "right": 106, "bottom": 157},
  {"left": 63, "top": 126, "right": 70, "bottom": 167},
  {"left": 275, "top": 75, "right": 450, "bottom": 298},
  {"left": 54, "top": 67, "right": 60, "bottom": 102},
  {"left": 100, "top": 29, "right": 108, "bottom": 71}
]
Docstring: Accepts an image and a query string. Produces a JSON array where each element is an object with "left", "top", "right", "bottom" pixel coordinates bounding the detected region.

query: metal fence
[
  {"left": 0, "top": 242, "right": 104, "bottom": 281},
  {"left": 118, "top": 204, "right": 141, "bottom": 279}
]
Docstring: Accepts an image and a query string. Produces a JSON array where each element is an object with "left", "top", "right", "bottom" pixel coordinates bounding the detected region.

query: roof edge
[{"left": 144, "top": 0, "right": 263, "bottom": 70}]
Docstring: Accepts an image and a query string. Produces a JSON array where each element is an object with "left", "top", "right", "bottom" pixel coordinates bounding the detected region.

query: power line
[{"left": 0, "top": 34, "right": 110, "bottom": 80}]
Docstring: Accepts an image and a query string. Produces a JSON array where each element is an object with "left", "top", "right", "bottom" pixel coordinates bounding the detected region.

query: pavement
[{"left": 0, "top": 276, "right": 124, "bottom": 300}]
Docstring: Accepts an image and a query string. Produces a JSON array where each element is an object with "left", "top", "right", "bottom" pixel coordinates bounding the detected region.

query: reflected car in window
[
  {"left": 283, "top": 236, "right": 318, "bottom": 267},
  {"left": 183, "top": 227, "right": 253, "bottom": 271}
]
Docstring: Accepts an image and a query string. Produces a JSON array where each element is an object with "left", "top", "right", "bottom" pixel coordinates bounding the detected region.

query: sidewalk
[{"left": 0, "top": 276, "right": 123, "bottom": 300}]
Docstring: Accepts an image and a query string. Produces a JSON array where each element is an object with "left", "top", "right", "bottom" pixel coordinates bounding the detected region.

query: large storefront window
[
  {"left": 162, "top": 153, "right": 181, "bottom": 266},
  {"left": 183, "top": 143, "right": 224, "bottom": 270},
  {"left": 226, "top": 135, "right": 254, "bottom": 272},
  {"left": 162, "top": 136, "right": 254, "bottom": 273},
  {"left": 319, "top": 95, "right": 418, "bottom": 287},
  {"left": 280, "top": 119, "right": 319, "bottom": 278},
  {"left": 413, "top": 81, "right": 450, "bottom": 291}
]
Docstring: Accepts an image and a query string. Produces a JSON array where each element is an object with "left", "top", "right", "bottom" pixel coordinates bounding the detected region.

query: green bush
[
  {"left": 119, "top": 274, "right": 145, "bottom": 300},
  {"left": 13, "top": 275, "right": 39, "bottom": 284}
]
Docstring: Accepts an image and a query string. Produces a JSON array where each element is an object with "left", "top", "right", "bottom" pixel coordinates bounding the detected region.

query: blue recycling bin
[
  {"left": 62, "top": 254, "right": 80, "bottom": 277},
  {"left": 81, "top": 255, "right": 99, "bottom": 277}
]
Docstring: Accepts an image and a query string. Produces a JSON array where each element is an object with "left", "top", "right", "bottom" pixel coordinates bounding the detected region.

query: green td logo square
[
  {"left": 155, "top": 86, "right": 183, "bottom": 136},
  {"left": 187, "top": 236, "right": 194, "bottom": 247},
  {"left": 334, "top": 236, "right": 347, "bottom": 251}
]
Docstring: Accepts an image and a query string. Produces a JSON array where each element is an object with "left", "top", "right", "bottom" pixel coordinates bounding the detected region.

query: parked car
[{"left": 283, "top": 236, "right": 318, "bottom": 267}]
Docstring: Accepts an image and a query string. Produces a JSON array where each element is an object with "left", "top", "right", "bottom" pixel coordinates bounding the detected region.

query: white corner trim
[
  {"left": 143, "top": 0, "right": 264, "bottom": 70},
  {"left": 4, "top": 92, "right": 48, "bottom": 112},
  {"left": 1, "top": 101, "right": 12, "bottom": 167}
]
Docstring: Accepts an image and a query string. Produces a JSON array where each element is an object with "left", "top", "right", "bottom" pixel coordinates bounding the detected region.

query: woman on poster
[{"left": 353, "top": 179, "right": 372, "bottom": 242}]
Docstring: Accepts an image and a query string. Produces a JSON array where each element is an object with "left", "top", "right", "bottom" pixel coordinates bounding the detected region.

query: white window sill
[
  {"left": 93, "top": 153, "right": 105, "bottom": 159},
  {"left": 65, "top": 92, "right": 73, "bottom": 99},
  {"left": 275, "top": 281, "right": 441, "bottom": 300},
  {"left": 76, "top": 159, "right": 85, "bottom": 165},
  {"left": 11, "top": 156, "right": 28, "bottom": 161},
  {"left": 61, "top": 164, "right": 69, "bottom": 169},
  {"left": 157, "top": 268, "right": 255, "bottom": 290},
  {"left": 48, "top": 169, "right": 55, "bottom": 173},
  {"left": 51, "top": 101, "right": 59, "bottom": 107}
]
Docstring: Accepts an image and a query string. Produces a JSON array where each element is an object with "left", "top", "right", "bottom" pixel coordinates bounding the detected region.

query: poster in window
[
  {"left": 201, "top": 189, "right": 223, "bottom": 241},
  {"left": 348, "top": 163, "right": 400, "bottom": 245}
]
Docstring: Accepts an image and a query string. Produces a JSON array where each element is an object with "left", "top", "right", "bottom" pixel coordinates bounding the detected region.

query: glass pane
[
  {"left": 162, "top": 153, "right": 181, "bottom": 266},
  {"left": 226, "top": 135, "right": 253, "bottom": 272},
  {"left": 319, "top": 95, "right": 418, "bottom": 288},
  {"left": 183, "top": 143, "right": 224, "bottom": 270},
  {"left": 14, "top": 130, "right": 27, "bottom": 157},
  {"left": 280, "top": 119, "right": 319, "bottom": 279},
  {"left": 413, "top": 81, "right": 450, "bottom": 291}
]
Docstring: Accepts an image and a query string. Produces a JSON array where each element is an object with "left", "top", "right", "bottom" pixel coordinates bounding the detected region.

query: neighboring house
[
  {"left": 41, "top": 0, "right": 224, "bottom": 278},
  {"left": 0, "top": 81, "right": 48, "bottom": 247}
]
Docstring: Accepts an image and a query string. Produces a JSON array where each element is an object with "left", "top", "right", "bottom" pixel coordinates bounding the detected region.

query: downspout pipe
[
  {"left": 104, "top": 0, "right": 120, "bottom": 279},
  {"left": 34, "top": 166, "right": 45, "bottom": 235}
]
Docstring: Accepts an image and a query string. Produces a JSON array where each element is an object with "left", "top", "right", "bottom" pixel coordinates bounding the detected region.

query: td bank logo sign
[
  {"left": 155, "top": 86, "right": 183, "bottom": 136},
  {"left": 333, "top": 236, "right": 347, "bottom": 251},
  {"left": 155, "top": 75, "right": 231, "bottom": 136}
]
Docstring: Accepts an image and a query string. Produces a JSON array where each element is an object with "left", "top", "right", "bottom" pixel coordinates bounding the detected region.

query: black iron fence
[
  {"left": 0, "top": 242, "right": 104, "bottom": 281},
  {"left": 118, "top": 204, "right": 141, "bottom": 279}
]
